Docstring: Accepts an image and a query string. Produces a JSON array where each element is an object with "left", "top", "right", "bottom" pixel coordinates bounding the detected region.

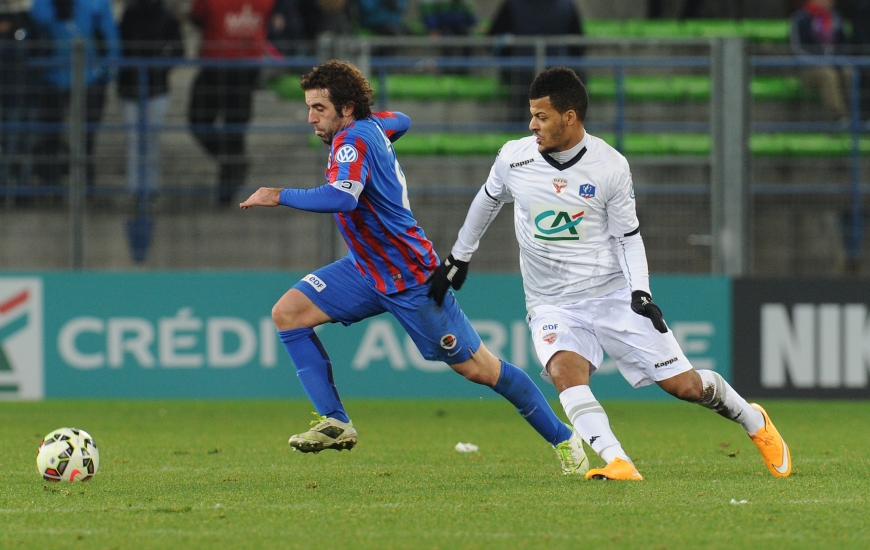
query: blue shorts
[{"left": 293, "top": 255, "right": 481, "bottom": 365}]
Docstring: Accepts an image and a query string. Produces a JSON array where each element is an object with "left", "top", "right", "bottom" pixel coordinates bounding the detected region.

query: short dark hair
[
  {"left": 300, "top": 60, "right": 373, "bottom": 120},
  {"left": 528, "top": 67, "right": 588, "bottom": 122}
]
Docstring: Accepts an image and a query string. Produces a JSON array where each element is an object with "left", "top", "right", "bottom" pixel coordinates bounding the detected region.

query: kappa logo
[
  {"left": 579, "top": 183, "right": 596, "bottom": 199},
  {"left": 654, "top": 357, "right": 678, "bottom": 368},
  {"left": 553, "top": 178, "right": 568, "bottom": 195},
  {"left": 510, "top": 158, "right": 534, "bottom": 168},
  {"left": 334, "top": 144, "right": 359, "bottom": 163},
  {"left": 440, "top": 334, "right": 457, "bottom": 350},
  {"left": 0, "top": 278, "right": 44, "bottom": 399}
]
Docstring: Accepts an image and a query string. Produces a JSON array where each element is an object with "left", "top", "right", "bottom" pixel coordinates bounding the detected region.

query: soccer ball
[{"left": 36, "top": 427, "right": 100, "bottom": 483}]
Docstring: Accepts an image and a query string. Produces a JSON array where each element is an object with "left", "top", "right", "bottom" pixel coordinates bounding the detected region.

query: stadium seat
[
  {"left": 269, "top": 73, "right": 813, "bottom": 103},
  {"left": 583, "top": 19, "right": 790, "bottom": 42},
  {"left": 308, "top": 132, "right": 870, "bottom": 157}
]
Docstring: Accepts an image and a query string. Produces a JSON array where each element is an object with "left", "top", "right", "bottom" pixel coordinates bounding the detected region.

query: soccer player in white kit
[{"left": 428, "top": 66, "right": 791, "bottom": 480}]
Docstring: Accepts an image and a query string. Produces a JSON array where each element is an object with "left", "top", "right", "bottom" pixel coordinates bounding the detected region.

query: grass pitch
[{"left": 1, "top": 399, "right": 867, "bottom": 549}]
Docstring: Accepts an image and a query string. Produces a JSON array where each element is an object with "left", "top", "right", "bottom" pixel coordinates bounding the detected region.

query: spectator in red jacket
[{"left": 188, "top": 0, "right": 275, "bottom": 205}]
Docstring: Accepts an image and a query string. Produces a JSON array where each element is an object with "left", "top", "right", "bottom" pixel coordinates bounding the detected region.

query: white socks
[
  {"left": 696, "top": 369, "right": 764, "bottom": 434},
  {"left": 559, "top": 385, "right": 631, "bottom": 464}
]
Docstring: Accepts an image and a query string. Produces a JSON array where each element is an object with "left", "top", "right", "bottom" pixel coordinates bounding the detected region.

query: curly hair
[
  {"left": 528, "top": 67, "right": 588, "bottom": 122},
  {"left": 300, "top": 60, "right": 373, "bottom": 120}
]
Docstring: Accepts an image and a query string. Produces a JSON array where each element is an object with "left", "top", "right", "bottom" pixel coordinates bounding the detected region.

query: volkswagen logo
[{"left": 334, "top": 144, "right": 359, "bottom": 163}]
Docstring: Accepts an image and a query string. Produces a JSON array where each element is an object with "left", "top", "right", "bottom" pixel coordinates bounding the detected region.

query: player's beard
[
  {"left": 538, "top": 119, "right": 568, "bottom": 155},
  {"left": 316, "top": 124, "right": 336, "bottom": 144},
  {"left": 317, "top": 115, "right": 350, "bottom": 144}
]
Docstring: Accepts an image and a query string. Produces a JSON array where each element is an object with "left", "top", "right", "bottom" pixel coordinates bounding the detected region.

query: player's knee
[
  {"left": 271, "top": 302, "right": 291, "bottom": 330},
  {"left": 271, "top": 297, "right": 305, "bottom": 330}
]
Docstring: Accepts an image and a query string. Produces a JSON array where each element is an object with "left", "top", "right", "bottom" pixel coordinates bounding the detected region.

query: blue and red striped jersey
[{"left": 326, "top": 111, "right": 438, "bottom": 295}]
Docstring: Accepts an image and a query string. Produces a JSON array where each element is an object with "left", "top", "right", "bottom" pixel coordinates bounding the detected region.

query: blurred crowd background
[{"left": 1, "top": 0, "right": 869, "bottom": 276}]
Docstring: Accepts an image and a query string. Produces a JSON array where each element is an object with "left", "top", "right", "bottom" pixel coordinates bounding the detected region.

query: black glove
[
  {"left": 631, "top": 290, "right": 668, "bottom": 333},
  {"left": 427, "top": 254, "right": 469, "bottom": 306}
]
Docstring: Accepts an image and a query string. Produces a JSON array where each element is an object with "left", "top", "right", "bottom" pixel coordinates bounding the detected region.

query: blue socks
[
  {"left": 279, "top": 328, "right": 568, "bottom": 446},
  {"left": 278, "top": 328, "right": 350, "bottom": 424},
  {"left": 491, "top": 360, "right": 572, "bottom": 446}
]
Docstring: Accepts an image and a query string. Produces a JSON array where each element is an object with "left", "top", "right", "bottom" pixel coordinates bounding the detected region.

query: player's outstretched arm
[{"left": 240, "top": 187, "right": 281, "bottom": 209}]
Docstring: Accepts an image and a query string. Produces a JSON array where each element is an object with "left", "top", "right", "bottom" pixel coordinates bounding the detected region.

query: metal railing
[{"left": 0, "top": 36, "right": 867, "bottom": 275}]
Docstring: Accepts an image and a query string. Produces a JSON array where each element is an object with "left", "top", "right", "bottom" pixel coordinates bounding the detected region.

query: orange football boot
[
  {"left": 749, "top": 403, "right": 792, "bottom": 477},
  {"left": 585, "top": 457, "right": 644, "bottom": 481}
]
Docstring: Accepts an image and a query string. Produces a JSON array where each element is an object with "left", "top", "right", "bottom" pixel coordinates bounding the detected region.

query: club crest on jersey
[
  {"left": 541, "top": 332, "right": 557, "bottom": 345},
  {"left": 579, "top": 183, "right": 596, "bottom": 199},
  {"left": 440, "top": 334, "right": 458, "bottom": 350},
  {"left": 552, "top": 178, "right": 568, "bottom": 195},
  {"left": 334, "top": 144, "right": 359, "bottom": 163},
  {"left": 530, "top": 203, "right": 586, "bottom": 242}
]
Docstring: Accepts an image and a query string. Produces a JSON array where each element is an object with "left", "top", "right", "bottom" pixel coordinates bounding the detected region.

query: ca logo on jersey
[
  {"left": 334, "top": 144, "right": 359, "bottom": 163},
  {"left": 530, "top": 203, "right": 587, "bottom": 242}
]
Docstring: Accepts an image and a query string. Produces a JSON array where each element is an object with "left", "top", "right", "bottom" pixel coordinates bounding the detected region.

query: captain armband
[{"left": 330, "top": 179, "right": 364, "bottom": 201}]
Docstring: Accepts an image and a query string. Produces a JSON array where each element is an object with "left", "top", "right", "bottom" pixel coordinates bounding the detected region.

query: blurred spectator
[
  {"left": 421, "top": 0, "right": 477, "bottom": 73},
  {"left": 268, "top": 0, "right": 307, "bottom": 55},
  {"left": 188, "top": 0, "right": 275, "bottom": 206},
  {"left": 118, "top": 0, "right": 183, "bottom": 195},
  {"left": 356, "top": 0, "right": 408, "bottom": 36},
  {"left": 790, "top": 0, "right": 850, "bottom": 120},
  {"left": 304, "top": 0, "right": 352, "bottom": 38},
  {"left": 314, "top": 0, "right": 355, "bottom": 38},
  {"left": 488, "top": 0, "right": 584, "bottom": 122},
  {"left": 30, "top": 0, "right": 121, "bottom": 189},
  {"left": 268, "top": 0, "right": 355, "bottom": 54},
  {"left": 0, "top": 0, "right": 42, "bottom": 200},
  {"left": 421, "top": 0, "right": 475, "bottom": 36},
  {"left": 842, "top": 0, "right": 870, "bottom": 120}
]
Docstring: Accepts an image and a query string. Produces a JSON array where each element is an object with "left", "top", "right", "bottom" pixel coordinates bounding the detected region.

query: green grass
[{"left": 1, "top": 399, "right": 867, "bottom": 549}]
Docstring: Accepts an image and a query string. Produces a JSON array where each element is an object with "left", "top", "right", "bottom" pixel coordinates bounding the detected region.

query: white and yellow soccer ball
[{"left": 36, "top": 427, "right": 100, "bottom": 483}]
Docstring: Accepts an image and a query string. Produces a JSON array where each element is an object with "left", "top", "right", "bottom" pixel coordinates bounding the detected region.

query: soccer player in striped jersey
[
  {"left": 429, "top": 66, "right": 791, "bottom": 480},
  {"left": 240, "top": 60, "right": 589, "bottom": 475}
]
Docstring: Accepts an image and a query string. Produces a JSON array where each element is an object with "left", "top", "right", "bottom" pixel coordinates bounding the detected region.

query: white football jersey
[{"left": 485, "top": 132, "right": 639, "bottom": 309}]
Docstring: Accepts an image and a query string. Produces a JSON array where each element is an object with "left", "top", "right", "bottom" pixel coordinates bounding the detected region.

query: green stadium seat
[
  {"left": 308, "top": 132, "right": 870, "bottom": 157},
  {"left": 584, "top": 19, "right": 790, "bottom": 42},
  {"left": 270, "top": 73, "right": 812, "bottom": 103},
  {"left": 751, "top": 133, "right": 870, "bottom": 156},
  {"left": 359, "top": 18, "right": 791, "bottom": 41}
]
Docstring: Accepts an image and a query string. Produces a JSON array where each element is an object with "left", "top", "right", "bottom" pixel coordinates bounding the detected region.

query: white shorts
[{"left": 528, "top": 287, "right": 693, "bottom": 388}]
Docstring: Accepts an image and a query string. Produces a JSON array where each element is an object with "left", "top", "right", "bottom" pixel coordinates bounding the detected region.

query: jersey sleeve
[
  {"left": 373, "top": 111, "right": 410, "bottom": 142},
  {"left": 450, "top": 147, "right": 514, "bottom": 261},
  {"left": 605, "top": 158, "right": 639, "bottom": 238},
  {"left": 483, "top": 147, "right": 515, "bottom": 203},
  {"left": 279, "top": 182, "right": 359, "bottom": 213},
  {"left": 327, "top": 128, "right": 372, "bottom": 186}
]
